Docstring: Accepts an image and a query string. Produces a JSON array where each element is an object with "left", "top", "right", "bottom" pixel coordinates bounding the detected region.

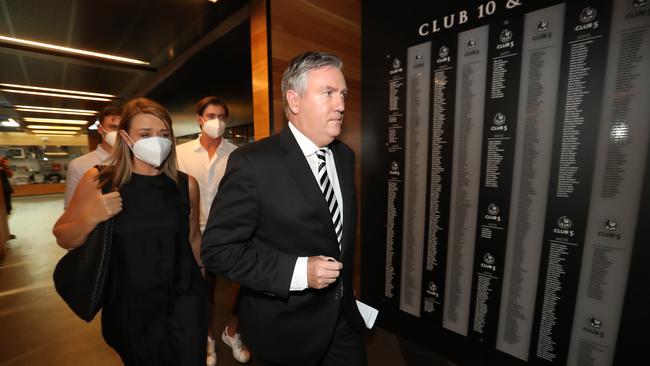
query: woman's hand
[
  {"left": 53, "top": 168, "right": 122, "bottom": 249},
  {"left": 88, "top": 191, "right": 123, "bottom": 226}
]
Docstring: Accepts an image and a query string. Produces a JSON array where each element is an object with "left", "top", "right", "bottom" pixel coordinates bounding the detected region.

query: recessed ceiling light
[
  {"left": 1, "top": 88, "right": 112, "bottom": 101},
  {"left": 14, "top": 105, "right": 98, "bottom": 116},
  {"left": 1, "top": 118, "right": 20, "bottom": 127},
  {"left": 34, "top": 133, "right": 79, "bottom": 137},
  {"left": 23, "top": 117, "right": 88, "bottom": 125},
  {"left": 15, "top": 107, "right": 96, "bottom": 116},
  {"left": 0, "top": 83, "right": 115, "bottom": 98},
  {"left": 26, "top": 125, "right": 82, "bottom": 130},
  {"left": 30, "top": 129, "right": 77, "bottom": 135},
  {"left": 0, "top": 35, "right": 150, "bottom": 65},
  {"left": 15, "top": 105, "right": 98, "bottom": 113}
]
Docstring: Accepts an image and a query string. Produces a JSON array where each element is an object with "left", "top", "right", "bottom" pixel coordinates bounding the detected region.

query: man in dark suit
[{"left": 201, "top": 51, "right": 367, "bottom": 365}]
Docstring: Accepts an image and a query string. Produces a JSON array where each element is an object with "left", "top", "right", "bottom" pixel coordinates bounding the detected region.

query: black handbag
[{"left": 53, "top": 169, "right": 114, "bottom": 322}]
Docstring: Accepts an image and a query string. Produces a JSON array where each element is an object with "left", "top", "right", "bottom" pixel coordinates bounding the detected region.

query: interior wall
[
  {"left": 249, "top": 0, "right": 361, "bottom": 155},
  {"left": 250, "top": 0, "right": 271, "bottom": 141},
  {"left": 268, "top": 0, "right": 361, "bottom": 157},
  {"left": 147, "top": 19, "right": 254, "bottom": 138},
  {"left": 0, "top": 132, "right": 87, "bottom": 147},
  {"left": 360, "top": 1, "right": 650, "bottom": 365},
  {"left": 254, "top": 0, "right": 362, "bottom": 290}
]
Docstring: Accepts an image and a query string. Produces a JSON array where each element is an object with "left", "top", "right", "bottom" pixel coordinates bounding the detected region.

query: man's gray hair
[{"left": 281, "top": 51, "right": 343, "bottom": 119}]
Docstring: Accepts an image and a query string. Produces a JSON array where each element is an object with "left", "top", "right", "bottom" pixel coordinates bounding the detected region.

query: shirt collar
[
  {"left": 95, "top": 144, "right": 110, "bottom": 160},
  {"left": 191, "top": 137, "right": 204, "bottom": 152},
  {"left": 288, "top": 122, "right": 322, "bottom": 157},
  {"left": 192, "top": 136, "right": 228, "bottom": 153}
]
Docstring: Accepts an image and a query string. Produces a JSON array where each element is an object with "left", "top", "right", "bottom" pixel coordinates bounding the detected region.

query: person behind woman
[
  {"left": 0, "top": 156, "right": 15, "bottom": 240},
  {"left": 53, "top": 97, "right": 208, "bottom": 365}
]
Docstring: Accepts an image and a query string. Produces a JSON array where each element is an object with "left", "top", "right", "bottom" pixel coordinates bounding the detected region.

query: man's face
[
  {"left": 199, "top": 104, "right": 227, "bottom": 125},
  {"left": 289, "top": 66, "right": 347, "bottom": 147},
  {"left": 99, "top": 114, "right": 121, "bottom": 136}
]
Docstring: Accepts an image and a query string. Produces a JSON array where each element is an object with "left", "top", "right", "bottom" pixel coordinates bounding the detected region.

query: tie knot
[{"left": 316, "top": 148, "right": 329, "bottom": 161}]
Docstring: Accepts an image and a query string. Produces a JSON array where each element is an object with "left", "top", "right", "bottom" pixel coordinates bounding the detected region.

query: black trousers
[{"left": 256, "top": 309, "right": 367, "bottom": 366}]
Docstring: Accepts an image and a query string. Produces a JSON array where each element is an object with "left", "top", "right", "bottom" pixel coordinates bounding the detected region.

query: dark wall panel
[{"left": 361, "top": 1, "right": 650, "bottom": 365}]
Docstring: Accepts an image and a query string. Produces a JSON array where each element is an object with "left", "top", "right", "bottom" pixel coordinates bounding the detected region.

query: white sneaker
[
  {"left": 221, "top": 326, "right": 251, "bottom": 363},
  {"left": 207, "top": 336, "right": 217, "bottom": 366}
]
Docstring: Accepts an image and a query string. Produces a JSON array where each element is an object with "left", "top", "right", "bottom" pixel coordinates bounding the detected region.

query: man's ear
[{"left": 286, "top": 90, "right": 300, "bottom": 115}]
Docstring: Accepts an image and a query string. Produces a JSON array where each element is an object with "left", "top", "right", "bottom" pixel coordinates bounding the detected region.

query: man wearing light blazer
[{"left": 201, "top": 51, "right": 366, "bottom": 365}]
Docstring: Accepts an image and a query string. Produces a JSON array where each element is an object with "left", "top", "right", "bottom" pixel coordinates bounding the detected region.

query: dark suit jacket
[{"left": 201, "top": 127, "right": 365, "bottom": 365}]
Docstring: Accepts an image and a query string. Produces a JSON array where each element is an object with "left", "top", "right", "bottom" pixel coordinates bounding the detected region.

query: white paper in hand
[{"left": 356, "top": 300, "right": 379, "bottom": 329}]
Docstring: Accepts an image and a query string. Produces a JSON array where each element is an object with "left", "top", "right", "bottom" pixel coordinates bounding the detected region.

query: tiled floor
[{"left": 0, "top": 194, "right": 455, "bottom": 366}]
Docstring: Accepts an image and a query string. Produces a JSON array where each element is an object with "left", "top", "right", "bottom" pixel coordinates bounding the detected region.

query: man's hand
[{"left": 307, "top": 255, "right": 342, "bottom": 289}]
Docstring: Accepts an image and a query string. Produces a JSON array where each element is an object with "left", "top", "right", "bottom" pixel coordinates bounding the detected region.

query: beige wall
[{"left": 0, "top": 132, "right": 88, "bottom": 147}]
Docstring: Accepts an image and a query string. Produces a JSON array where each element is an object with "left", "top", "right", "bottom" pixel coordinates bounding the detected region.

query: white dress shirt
[
  {"left": 64, "top": 145, "right": 111, "bottom": 209},
  {"left": 176, "top": 137, "right": 238, "bottom": 232},
  {"left": 287, "top": 122, "right": 344, "bottom": 291}
]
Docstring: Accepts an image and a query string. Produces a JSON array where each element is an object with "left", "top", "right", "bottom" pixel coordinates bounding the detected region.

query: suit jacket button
[{"left": 334, "top": 283, "right": 343, "bottom": 301}]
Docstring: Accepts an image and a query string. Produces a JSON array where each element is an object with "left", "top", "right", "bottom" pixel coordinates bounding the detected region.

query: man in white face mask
[
  {"left": 63, "top": 105, "right": 121, "bottom": 209},
  {"left": 176, "top": 96, "right": 248, "bottom": 365}
]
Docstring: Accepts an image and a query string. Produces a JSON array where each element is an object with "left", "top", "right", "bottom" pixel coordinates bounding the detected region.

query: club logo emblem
[
  {"left": 558, "top": 216, "right": 573, "bottom": 229},
  {"left": 500, "top": 29, "right": 513, "bottom": 43},
  {"left": 427, "top": 282, "right": 438, "bottom": 295},
  {"left": 537, "top": 19, "right": 550, "bottom": 32},
  {"left": 589, "top": 317, "right": 602, "bottom": 329},
  {"left": 488, "top": 203, "right": 499, "bottom": 216},
  {"left": 604, "top": 218, "right": 617, "bottom": 231},
  {"left": 580, "top": 7, "right": 597, "bottom": 23},
  {"left": 439, "top": 46, "right": 450, "bottom": 58},
  {"left": 391, "top": 161, "right": 399, "bottom": 171},
  {"left": 493, "top": 113, "right": 506, "bottom": 126}
]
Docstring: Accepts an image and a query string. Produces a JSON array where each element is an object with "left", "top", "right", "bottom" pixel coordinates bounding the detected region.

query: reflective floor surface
[{"left": 0, "top": 194, "right": 455, "bottom": 366}]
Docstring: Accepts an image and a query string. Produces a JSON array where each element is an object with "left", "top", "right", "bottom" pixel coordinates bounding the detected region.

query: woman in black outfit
[{"left": 53, "top": 97, "right": 208, "bottom": 365}]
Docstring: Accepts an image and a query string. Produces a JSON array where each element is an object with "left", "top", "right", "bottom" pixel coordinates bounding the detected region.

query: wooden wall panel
[
  {"left": 250, "top": 0, "right": 272, "bottom": 141},
  {"left": 269, "top": 0, "right": 361, "bottom": 155}
]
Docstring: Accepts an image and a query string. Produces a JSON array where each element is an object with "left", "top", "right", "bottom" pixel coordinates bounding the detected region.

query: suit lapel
[
  {"left": 279, "top": 129, "right": 340, "bottom": 247},
  {"left": 331, "top": 141, "right": 353, "bottom": 258}
]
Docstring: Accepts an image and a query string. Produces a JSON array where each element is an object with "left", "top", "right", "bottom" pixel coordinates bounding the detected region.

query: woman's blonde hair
[{"left": 98, "top": 97, "right": 178, "bottom": 189}]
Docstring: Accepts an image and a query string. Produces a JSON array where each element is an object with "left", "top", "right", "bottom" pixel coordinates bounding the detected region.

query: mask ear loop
[
  {"left": 121, "top": 130, "right": 135, "bottom": 144},
  {"left": 199, "top": 117, "right": 208, "bottom": 131},
  {"left": 120, "top": 130, "right": 138, "bottom": 153}
]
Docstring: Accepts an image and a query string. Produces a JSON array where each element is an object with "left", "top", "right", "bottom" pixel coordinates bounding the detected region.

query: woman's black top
[{"left": 102, "top": 171, "right": 207, "bottom": 365}]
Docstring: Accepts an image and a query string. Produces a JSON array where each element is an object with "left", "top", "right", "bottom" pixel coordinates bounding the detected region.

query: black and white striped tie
[{"left": 316, "top": 148, "right": 342, "bottom": 244}]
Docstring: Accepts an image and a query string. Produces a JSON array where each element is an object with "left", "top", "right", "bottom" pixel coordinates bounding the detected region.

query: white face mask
[
  {"left": 104, "top": 130, "right": 118, "bottom": 147},
  {"left": 201, "top": 118, "right": 226, "bottom": 139},
  {"left": 124, "top": 133, "right": 172, "bottom": 168}
]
